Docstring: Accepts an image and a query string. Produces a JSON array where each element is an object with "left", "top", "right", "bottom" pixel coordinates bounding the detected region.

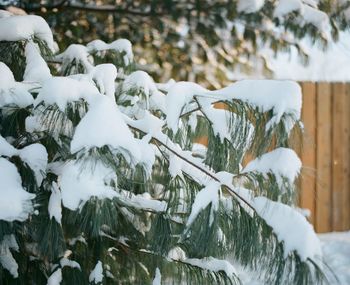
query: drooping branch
[{"left": 126, "top": 122, "right": 256, "bottom": 213}]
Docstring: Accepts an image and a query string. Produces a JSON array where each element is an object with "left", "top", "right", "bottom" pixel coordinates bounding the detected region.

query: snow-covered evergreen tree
[{"left": 0, "top": 12, "right": 328, "bottom": 284}]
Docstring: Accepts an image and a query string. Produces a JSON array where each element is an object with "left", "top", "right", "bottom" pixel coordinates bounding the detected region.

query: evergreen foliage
[{"left": 0, "top": 12, "right": 332, "bottom": 285}]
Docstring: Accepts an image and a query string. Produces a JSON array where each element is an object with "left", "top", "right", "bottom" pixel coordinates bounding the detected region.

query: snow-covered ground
[
  {"left": 319, "top": 231, "right": 350, "bottom": 284},
  {"left": 239, "top": 231, "right": 350, "bottom": 284}
]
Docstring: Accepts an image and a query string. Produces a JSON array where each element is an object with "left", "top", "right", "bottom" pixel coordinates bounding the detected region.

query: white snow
[
  {"left": 167, "top": 246, "right": 187, "bottom": 261},
  {"left": 0, "top": 62, "right": 34, "bottom": 108},
  {"left": 165, "top": 81, "right": 208, "bottom": 132},
  {"left": 242, "top": 148, "right": 301, "bottom": 188},
  {"left": 0, "top": 247, "right": 18, "bottom": 278},
  {"left": 89, "top": 64, "right": 117, "bottom": 100},
  {"left": 47, "top": 269, "right": 62, "bottom": 285},
  {"left": 89, "top": 261, "right": 104, "bottom": 284},
  {"left": 0, "top": 235, "right": 19, "bottom": 278},
  {"left": 186, "top": 181, "right": 221, "bottom": 227},
  {"left": 70, "top": 96, "right": 141, "bottom": 163},
  {"left": 18, "top": 143, "right": 48, "bottom": 185},
  {"left": 152, "top": 268, "right": 161, "bottom": 285},
  {"left": 87, "top": 39, "right": 133, "bottom": 65},
  {"left": 232, "top": 32, "right": 350, "bottom": 82},
  {"left": 60, "top": 257, "right": 81, "bottom": 270},
  {"left": 209, "top": 80, "right": 302, "bottom": 128},
  {"left": 301, "top": 4, "right": 330, "bottom": 32},
  {"left": 34, "top": 77, "right": 99, "bottom": 111},
  {"left": 319, "top": 231, "right": 350, "bottom": 284},
  {"left": 48, "top": 182, "right": 62, "bottom": 224},
  {"left": 274, "top": 0, "right": 303, "bottom": 18},
  {"left": 237, "top": 0, "right": 265, "bottom": 13},
  {"left": 55, "top": 44, "right": 93, "bottom": 72},
  {"left": 122, "top": 71, "right": 166, "bottom": 112},
  {"left": 0, "top": 135, "right": 17, "bottom": 157},
  {"left": 0, "top": 15, "right": 54, "bottom": 50},
  {"left": 241, "top": 231, "right": 350, "bottom": 284},
  {"left": 59, "top": 160, "right": 118, "bottom": 211},
  {"left": 253, "top": 197, "right": 322, "bottom": 261},
  {"left": 0, "top": 158, "right": 35, "bottom": 222},
  {"left": 184, "top": 257, "right": 237, "bottom": 278},
  {"left": 24, "top": 41, "right": 51, "bottom": 83},
  {"left": 164, "top": 80, "right": 301, "bottom": 134},
  {"left": 0, "top": 135, "right": 48, "bottom": 185}
]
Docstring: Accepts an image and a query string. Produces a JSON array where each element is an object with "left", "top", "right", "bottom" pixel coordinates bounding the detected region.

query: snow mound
[
  {"left": 59, "top": 160, "right": 118, "bottom": 210},
  {"left": 243, "top": 147, "right": 301, "bottom": 187},
  {"left": 254, "top": 197, "right": 321, "bottom": 261},
  {"left": 71, "top": 96, "right": 141, "bottom": 162},
  {"left": 87, "top": 39, "right": 133, "bottom": 65},
  {"left": 0, "top": 15, "right": 54, "bottom": 50},
  {"left": 0, "top": 158, "right": 35, "bottom": 222},
  {"left": 24, "top": 41, "right": 51, "bottom": 82},
  {"left": 0, "top": 62, "right": 34, "bottom": 108},
  {"left": 35, "top": 76, "right": 99, "bottom": 111}
]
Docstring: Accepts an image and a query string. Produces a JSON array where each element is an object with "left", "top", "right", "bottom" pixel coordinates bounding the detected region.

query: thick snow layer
[
  {"left": 242, "top": 148, "right": 301, "bottom": 187},
  {"left": 164, "top": 80, "right": 301, "bottom": 133},
  {"left": 59, "top": 160, "right": 118, "bottom": 210},
  {"left": 274, "top": 0, "right": 302, "bottom": 18},
  {"left": 35, "top": 77, "right": 99, "bottom": 111},
  {"left": 123, "top": 71, "right": 158, "bottom": 97},
  {"left": 47, "top": 269, "right": 62, "bottom": 285},
  {"left": 48, "top": 183, "right": 62, "bottom": 224},
  {"left": 253, "top": 197, "right": 321, "bottom": 261},
  {"left": 0, "top": 246, "right": 18, "bottom": 278},
  {"left": 18, "top": 143, "right": 48, "bottom": 185},
  {"left": 122, "top": 71, "right": 166, "bottom": 112},
  {"left": 70, "top": 96, "right": 141, "bottom": 162},
  {"left": 301, "top": 4, "right": 330, "bottom": 32},
  {"left": 186, "top": 181, "right": 221, "bottom": 227},
  {"left": 237, "top": 0, "right": 265, "bottom": 13},
  {"left": 210, "top": 80, "right": 302, "bottom": 126},
  {"left": 87, "top": 39, "right": 133, "bottom": 65},
  {"left": 0, "top": 135, "right": 48, "bottom": 184},
  {"left": 55, "top": 44, "right": 93, "bottom": 72},
  {"left": 165, "top": 81, "right": 208, "bottom": 132},
  {"left": 89, "top": 261, "right": 104, "bottom": 284},
  {"left": 0, "top": 135, "right": 17, "bottom": 157},
  {"left": 0, "top": 62, "right": 34, "bottom": 108},
  {"left": 0, "top": 15, "right": 54, "bottom": 50},
  {"left": 0, "top": 158, "right": 35, "bottom": 222},
  {"left": 89, "top": 64, "right": 117, "bottom": 100},
  {"left": 152, "top": 268, "right": 161, "bottom": 285},
  {"left": 184, "top": 257, "right": 237, "bottom": 278},
  {"left": 24, "top": 41, "right": 51, "bottom": 82}
]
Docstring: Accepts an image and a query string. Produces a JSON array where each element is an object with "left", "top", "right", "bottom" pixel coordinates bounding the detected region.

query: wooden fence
[{"left": 298, "top": 82, "right": 350, "bottom": 233}]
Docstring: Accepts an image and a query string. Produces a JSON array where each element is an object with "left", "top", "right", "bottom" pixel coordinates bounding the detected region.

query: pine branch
[{"left": 127, "top": 122, "right": 256, "bottom": 213}]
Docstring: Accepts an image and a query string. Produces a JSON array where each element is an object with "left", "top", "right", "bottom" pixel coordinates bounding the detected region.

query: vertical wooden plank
[
  {"left": 344, "top": 84, "right": 350, "bottom": 230},
  {"left": 331, "top": 83, "right": 348, "bottom": 231},
  {"left": 300, "top": 82, "right": 317, "bottom": 225},
  {"left": 315, "top": 83, "right": 332, "bottom": 233}
]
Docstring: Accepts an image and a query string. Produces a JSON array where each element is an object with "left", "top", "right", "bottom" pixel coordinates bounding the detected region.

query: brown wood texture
[
  {"left": 315, "top": 83, "right": 332, "bottom": 232},
  {"left": 299, "top": 82, "right": 350, "bottom": 232},
  {"left": 300, "top": 83, "right": 317, "bottom": 225}
]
